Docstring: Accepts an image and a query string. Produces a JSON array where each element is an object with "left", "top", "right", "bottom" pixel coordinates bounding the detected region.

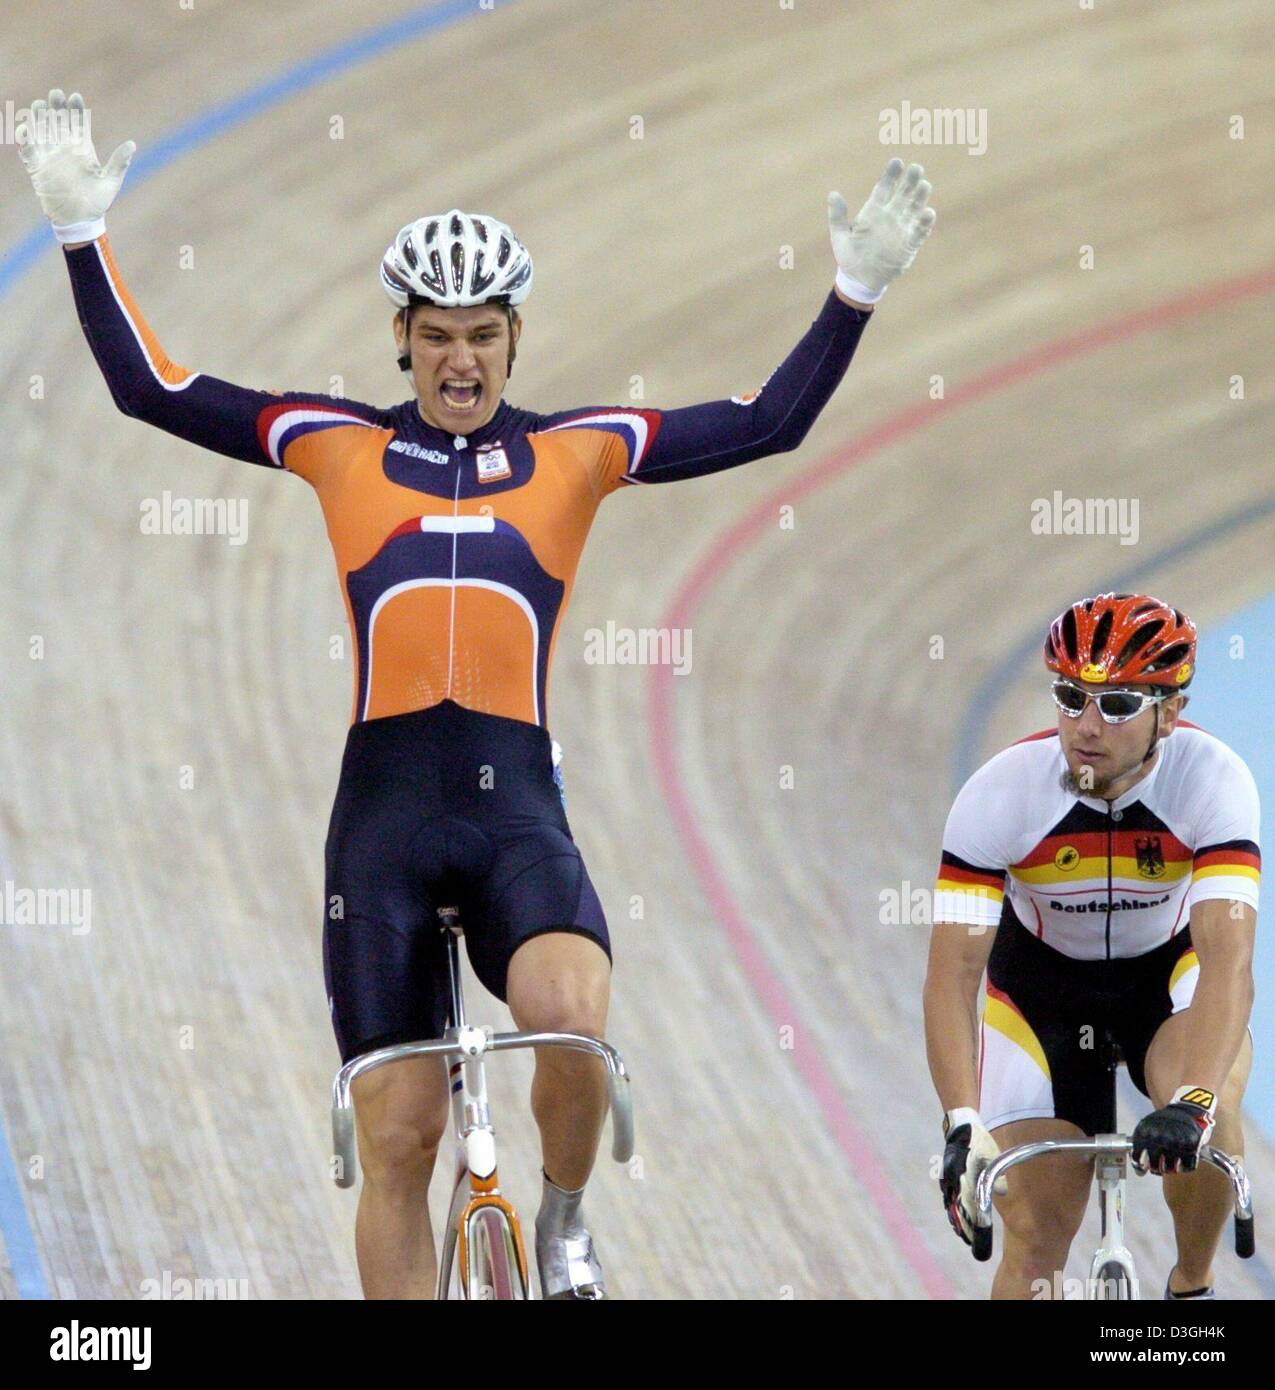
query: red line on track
[{"left": 645, "top": 260, "right": 1275, "bottom": 1300}]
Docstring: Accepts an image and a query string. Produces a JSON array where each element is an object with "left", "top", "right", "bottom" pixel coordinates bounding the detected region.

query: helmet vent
[
  {"left": 1061, "top": 607, "right": 1079, "bottom": 660},
  {"left": 469, "top": 256, "right": 495, "bottom": 298},
  {"left": 1115, "top": 619, "right": 1164, "bottom": 669},
  {"left": 1150, "top": 641, "right": 1190, "bottom": 674},
  {"left": 425, "top": 249, "right": 446, "bottom": 298},
  {"left": 1091, "top": 608, "right": 1114, "bottom": 660}
]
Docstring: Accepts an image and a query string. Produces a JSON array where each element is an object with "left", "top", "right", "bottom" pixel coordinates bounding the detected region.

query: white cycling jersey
[{"left": 935, "top": 723, "right": 1260, "bottom": 960}]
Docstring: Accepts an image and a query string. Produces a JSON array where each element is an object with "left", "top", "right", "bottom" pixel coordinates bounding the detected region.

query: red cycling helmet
[{"left": 1044, "top": 593, "right": 1197, "bottom": 690}]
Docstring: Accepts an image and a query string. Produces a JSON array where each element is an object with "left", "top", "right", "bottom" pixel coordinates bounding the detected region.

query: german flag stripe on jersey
[
  {"left": 935, "top": 850, "right": 1005, "bottom": 925},
  {"left": 1011, "top": 825, "right": 1192, "bottom": 887},
  {"left": 936, "top": 851, "right": 1006, "bottom": 894},
  {"left": 1193, "top": 840, "right": 1260, "bottom": 874},
  {"left": 1015, "top": 829, "right": 1192, "bottom": 868},
  {"left": 1014, "top": 856, "right": 1192, "bottom": 886},
  {"left": 1191, "top": 838, "right": 1261, "bottom": 894}
]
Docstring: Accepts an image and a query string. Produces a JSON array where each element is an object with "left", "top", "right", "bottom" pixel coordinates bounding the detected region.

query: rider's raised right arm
[{"left": 63, "top": 234, "right": 387, "bottom": 472}]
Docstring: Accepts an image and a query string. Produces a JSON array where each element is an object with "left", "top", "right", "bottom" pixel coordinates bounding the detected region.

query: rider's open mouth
[{"left": 441, "top": 379, "right": 482, "bottom": 410}]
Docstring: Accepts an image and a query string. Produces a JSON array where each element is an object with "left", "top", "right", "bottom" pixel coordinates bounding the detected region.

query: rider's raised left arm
[{"left": 586, "top": 161, "right": 936, "bottom": 490}]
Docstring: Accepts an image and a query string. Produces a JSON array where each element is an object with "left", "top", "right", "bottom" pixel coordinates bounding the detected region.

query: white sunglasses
[{"left": 1051, "top": 680, "right": 1173, "bottom": 725}]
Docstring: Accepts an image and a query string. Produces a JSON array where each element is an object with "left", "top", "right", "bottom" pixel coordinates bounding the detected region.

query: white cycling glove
[
  {"left": 940, "top": 1106, "right": 1007, "bottom": 1244},
  {"left": 829, "top": 158, "right": 935, "bottom": 304},
  {"left": 16, "top": 88, "right": 135, "bottom": 244}
]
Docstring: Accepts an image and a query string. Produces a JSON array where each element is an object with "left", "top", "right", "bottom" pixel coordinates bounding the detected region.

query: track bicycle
[
  {"left": 969, "top": 1032, "right": 1254, "bottom": 1299},
  {"left": 329, "top": 907, "right": 634, "bottom": 1299}
]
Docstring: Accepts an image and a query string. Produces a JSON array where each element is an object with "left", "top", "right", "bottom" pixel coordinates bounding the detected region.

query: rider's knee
[
  {"left": 358, "top": 1113, "right": 447, "bottom": 1184},
  {"left": 515, "top": 968, "right": 606, "bottom": 1038},
  {"left": 1001, "top": 1199, "right": 1085, "bottom": 1263}
]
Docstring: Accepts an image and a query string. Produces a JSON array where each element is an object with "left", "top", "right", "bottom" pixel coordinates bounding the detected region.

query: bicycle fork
[
  {"left": 1090, "top": 1138, "right": 1138, "bottom": 1299},
  {"left": 435, "top": 1015, "right": 531, "bottom": 1299}
]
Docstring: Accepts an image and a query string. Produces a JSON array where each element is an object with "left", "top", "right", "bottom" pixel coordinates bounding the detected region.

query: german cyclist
[
  {"left": 19, "top": 87, "right": 935, "bottom": 1298},
  {"left": 925, "top": 593, "right": 1258, "bottom": 1299}
]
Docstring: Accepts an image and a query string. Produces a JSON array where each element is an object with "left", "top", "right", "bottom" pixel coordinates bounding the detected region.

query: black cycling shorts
[
  {"left": 322, "top": 699, "right": 611, "bottom": 1063},
  {"left": 980, "top": 922, "right": 1199, "bottom": 1136}
]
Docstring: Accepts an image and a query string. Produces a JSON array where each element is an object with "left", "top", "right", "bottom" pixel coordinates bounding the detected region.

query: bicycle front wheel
[
  {"left": 464, "top": 1203, "right": 530, "bottom": 1300},
  {"left": 1094, "top": 1260, "right": 1136, "bottom": 1300}
]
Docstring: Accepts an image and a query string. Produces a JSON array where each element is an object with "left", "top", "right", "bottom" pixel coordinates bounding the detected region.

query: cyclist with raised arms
[
  {"left": 925, "top": 594, "right": 1259, "bottom": 1299},
  {"left": 19, "top": 89, "right": 935, "bottom": 1298}
]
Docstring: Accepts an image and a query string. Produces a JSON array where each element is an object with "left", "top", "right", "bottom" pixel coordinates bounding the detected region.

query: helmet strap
[
  {"left": 396, "top": 306, "right": 413, "bottom": 374},
  {"left": 505, "top": 305, "right": 517, "bottom": 378},
  {"left": 1140, "top": 702, "right": 1166, "bottom": 766}
]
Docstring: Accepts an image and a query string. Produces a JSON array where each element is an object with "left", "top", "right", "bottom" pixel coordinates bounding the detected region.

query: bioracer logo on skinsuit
[{"left": 388, "top": 439, "right": 449, "bottom": 464}]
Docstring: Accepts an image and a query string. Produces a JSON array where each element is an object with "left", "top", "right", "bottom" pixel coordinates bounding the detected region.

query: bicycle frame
[{"left": 329, "top": 910, "right": 634, "bottom": 1300}]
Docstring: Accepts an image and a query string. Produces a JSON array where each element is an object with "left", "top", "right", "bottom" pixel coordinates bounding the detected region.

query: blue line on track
[
  {"left": 0, "top": 0, "right": 502, "bottom": 304},
  {"left": 0, "top": 0, "right": 507, "bottom": 1302}
]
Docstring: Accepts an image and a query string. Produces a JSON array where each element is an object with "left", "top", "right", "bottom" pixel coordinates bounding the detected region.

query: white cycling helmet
[{"left": 380, "top": 209, "right": 533, "bottom": 309}]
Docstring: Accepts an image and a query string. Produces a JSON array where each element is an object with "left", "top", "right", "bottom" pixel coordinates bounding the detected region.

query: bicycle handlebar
[
  {"left": 970, "top": 1136, "right": 1254, "bottom": 1263},
  {"left": 328, "top": 1028, "right": 634, "bottom": 1188}
]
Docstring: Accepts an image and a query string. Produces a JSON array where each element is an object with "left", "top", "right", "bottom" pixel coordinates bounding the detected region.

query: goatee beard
[{"left": 1061, "top": 766, "right": 1112, "bottom": 799}]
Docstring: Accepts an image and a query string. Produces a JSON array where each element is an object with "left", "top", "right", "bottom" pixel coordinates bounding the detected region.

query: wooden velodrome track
[{"left": 1, "top": 0, "right": 1273, "bottom": 1299}]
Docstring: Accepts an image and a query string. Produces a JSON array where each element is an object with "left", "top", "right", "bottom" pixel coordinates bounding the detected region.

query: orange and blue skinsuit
[{"left": 64, "top": 235, "right": 873, "bottom": 1057}]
